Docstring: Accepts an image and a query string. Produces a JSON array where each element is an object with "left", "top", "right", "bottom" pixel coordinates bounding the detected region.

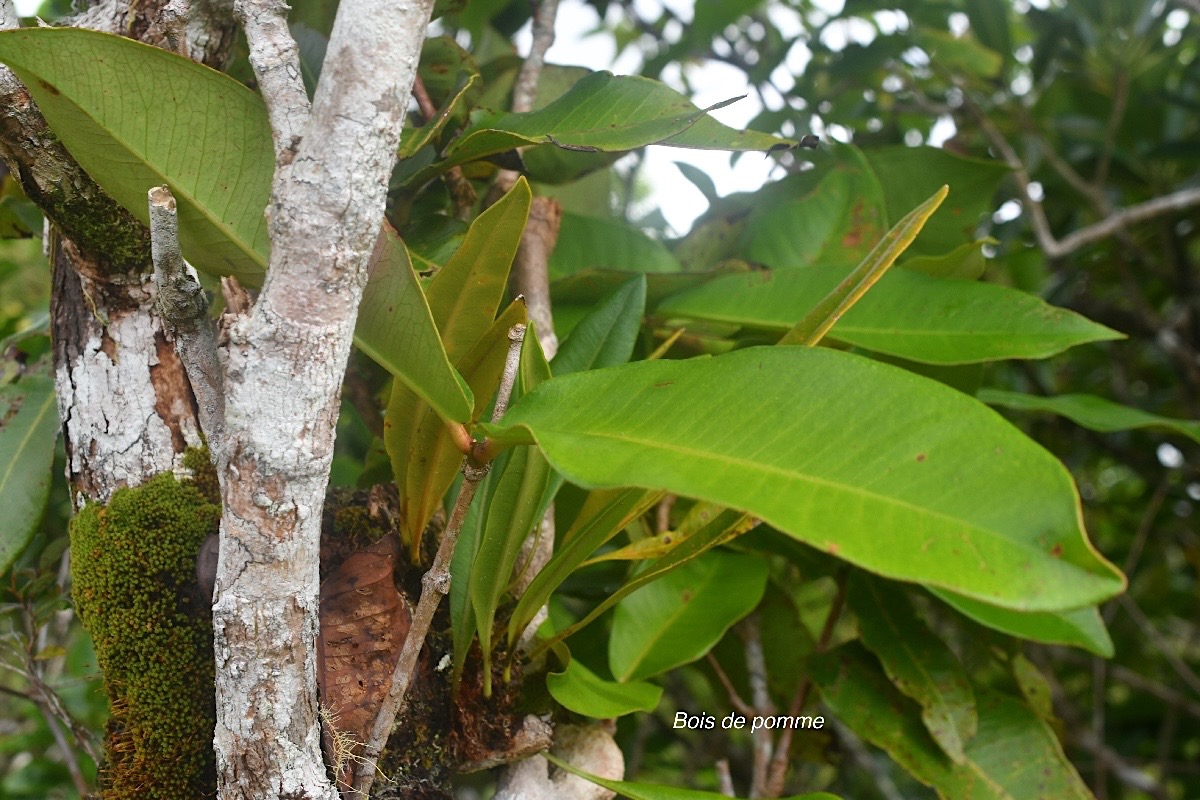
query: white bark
[
  {"left": 493, "top": 725, "right": 624, "bottom": 800},
  {"left": 212, "top": 2, "right": 434, "bottom": 797}
]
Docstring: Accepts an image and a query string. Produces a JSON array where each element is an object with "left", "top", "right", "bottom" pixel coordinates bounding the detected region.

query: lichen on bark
[{"left": 69, "top": 457, "right": 220, "bottom": 799}]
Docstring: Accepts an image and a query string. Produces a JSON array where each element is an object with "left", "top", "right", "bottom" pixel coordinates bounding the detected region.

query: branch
[
  {"left": 968, "top": 94, "right": 1200, "bottom": 259},
  {"left": 740, "top": 614, "right": 775, "bottom": 798},
  {"left": 412, "top": 74, "right": 476, "bottom": 219},
  {"left": 232, "top": 0, "right": 311, "bottom": 161},
  {"left": 512, "top": 0, "right": 561, "bottom": 114},
  {"left": 148, "top": 186, "right": 226, "bottom": 461},
  {"left": 355, "top": 324, "right": 527, "bottom": 798}
]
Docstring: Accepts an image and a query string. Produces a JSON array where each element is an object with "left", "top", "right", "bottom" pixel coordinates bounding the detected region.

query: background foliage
[{"left": 1, "top": 0, "right": 1198, "bottom": 799}]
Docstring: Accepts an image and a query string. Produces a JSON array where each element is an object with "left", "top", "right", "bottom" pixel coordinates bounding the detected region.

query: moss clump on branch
[{"left": 70, "top": 464, "right": 220, "bottom": 799}]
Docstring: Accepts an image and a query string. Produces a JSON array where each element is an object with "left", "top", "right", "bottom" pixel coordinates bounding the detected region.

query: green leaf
[
  {"left": 811, "top": 643, "right": 1092, "bottom": 799},
  {"left": 545, "top": 754, "right": 840, "bottom": 800},
  {"left": 659, "top": 266, "right": 1122, "bottom": 365},
  {"left": 539, "top": 508, "right": 756, "bottom": 654},
  {"left": 0, "top": 371, "right": 57, "bottom": 573},
  {"left": 902, "top": 239, "right": 991, "bottom": 280},
  {"left": 740, "top": 145, "right": 888, "bottom": 271},
  {"left": 550, "top": 213, "right": 682, "bottom": 279},
  {"left": 387, "top": 181, "right": 531, "bottom": 545},
  {"left": 484, "top": 347, "right": 1125, "bottom": 611},
  {"left": 930, "top": 588, "right": 1113, "bottom": 657},
  {"left": 356, "top": 229, "right": 473, "bottom": 424},
  {"left": 781, "top": 186, "right": 948, "bottom": 346},
  {"left": 508, "top": 487, "right": 663, "bottom": 648},
  {"left": 399, "top": 299, "right": 528, "bottom": 560},
  {"left": 0, "top": 28, "right": 472, "bottom": 425},
  {"left": 848, "top": 573, "right": 977, "bottom": 764},
  {"left": 863, "top": 147, "right": 1010, "bottom": 257},
  {"left": 0, "top": 28, "right": 272, "bottom": 282},
  {"left": 552, "top": 276, "right": 646, "bottom": 376},
  {"left": 546, "top": 657, "right": 662, "bottom": 718},
  {"left": 915, "top": 29, "right": 1005, "bottom": 78},
  {"left": 450, "top": 467, "right": 494, "bottom": 684},
  {"left": 978, "top": 389, "right": 1200, "bottom": 445},
  {"left": 396, "top": 71, "right": 795, "bottom": 187},
  {"left": 609, "top": 549, "right": 768, "bottom": 682}
]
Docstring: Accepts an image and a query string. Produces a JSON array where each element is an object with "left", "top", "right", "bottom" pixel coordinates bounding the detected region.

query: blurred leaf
[
  {"left": 484, "top": 347, "right": 1125, "bottom": 611},
  {"left": 849, "top": 573, "right": 977, "bottom": 763},
  {"left": 609, "top": 549, "right": 768, "bottom": 682},
  {"left": 0, "top": 369, "right": 57, "bottom": 574},
  {"left": 547, "top": 656, "right": 662, "bottom": 717},
  {"left": 552, "top": 275, "right": 646, "bottom": 376},
  {"left": 915, "top": 28, "right": 1005, "bottom": 79},
  {"left": 545, "top": 754, "right": 841, "bottom": 800},
  {"left": 978, "top": 389, "right": 1200, "bottom": 445},
  {"left": 550, "top": 213, "right": 682, "bottom": 278},
  {"left": 811, "top": 643, "right": 1092, "bottom": 799},
  {"left": 863, "top": 147, "right": 1010, "bottom": 256},
  {"left": 930, "top": 588, "right": 1113, "bottom": 657}
]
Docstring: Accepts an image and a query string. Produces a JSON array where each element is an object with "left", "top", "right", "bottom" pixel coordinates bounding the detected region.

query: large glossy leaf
[
  {"left": 0, "top": 28, "right": 472, "bottom": 424},
  {"left": 545, "top": 754, "right": 841, "bottom": 800},
  {"left": 609, "top": 550, "right": 768, "bottom": 682},
  {"left": 0, "top": 371, "right": 57, "bottom": 573},
  {"left": 931, "top": 588, "right": 1113, "bottom": 657},
  {"left": 781, "top": 186, "right": 947, "bottom": 346},
  {"left": 546, "top": 657, "right": 662, "bottom": 718},
  {"left": 484, "top": 347, "right": 1125, "bottom": 611},
  {"left": 659, "top": 266, "right": 1122, "bottom": 364},
  {"left": 395, "top": 71, "right": 796, "bottom": 187},
  {"left": 849, "top": 573, "right": 977, "bottom": 764},
  {"left": 811, "top": 644, "right": 1091, "bottom": 799},
  {"left": 550, "top": 213, "right": 681, "bottom": 278},
  {"left": 552, "top": 276, "right": 647, "bottom": 376},
  {"left": 978, "top": 389, "right": 1200, "bottom": 445}
]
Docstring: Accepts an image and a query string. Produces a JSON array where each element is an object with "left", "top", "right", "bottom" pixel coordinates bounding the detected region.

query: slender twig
[
  {"left": 1060, "top": 652, "right": 1200, "bottom": 720},
  {"left": 1118, "top": 595, "right": 1200, "bottom": 697},
  {"left": 233, "top": 0, "right": 311, "bottom": 161},
  {"left": 967, "top": 92, "right": 1200, "bottom": 259},
  {"left": 1094, "top": 69, "right": 1128, "bottom": 191},
  {"left": 739, "top": 614, "right": 775, "bottom": 798},
  {"left": 355, "top": 324, "right": 527, "bottom": 797},
  {"left": 148, "top": 187, "right": 227, "bottom": 464},
  {"left": 512, "top": 0, "right": 561, "bottom": 113},
  {"left": 706, "top": 652, "right": 755, "bottom": 719},
  {"left": 1104, "top": 474, "right": 1171, "bottom": 624},
  {"left": 715, "top": 759, "right": 736, "bottom": 797},
  {"left": 1092, "top": 657, "right": 1108, "bottom": 799},
  {"left": 764, "top": 576, "right": 847, "bottom": 798}
]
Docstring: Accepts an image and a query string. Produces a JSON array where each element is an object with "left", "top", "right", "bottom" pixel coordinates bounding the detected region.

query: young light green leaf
[
  {"left": 930, "top": 588, "right": 1113, "bottom": 657},
  {"left": 508, "top": 487, "right": 663, "bottom": 648},
  {"left": 609, "top": 549, "right": 768, "bottom": 682},
  {"left": 552, "top": 276, "right": 646, "bottom": 376},
  {"left": 484, "top": 347, "right": 1125, "bottom": 611},
  {"left": 544, "top": 754, "right": 840, "bottom": 800},
  {"left": 848, "top": 573, "right": 977, "bottom": 764},
  {"left": 547, "top": 657, "right": 663, "bottom": 718},
  {"left": 978, "top": 389, "right": 1200, "bottom": 445},
  {"left": 659, "top": 265, "right": 1122, "bottom": 365},
  {"left": 811, "top": 644, "right": 1092, "bottom": 799},
  {"left": 0, "top": 371, "right": 58, "bottom": 573},
  {"left": 356, "top": 229, "right": 473, "bottom": 423},
  {"left": 902, "top": 239, "right": 992, "bottom": 280},
  {"left": 780, "top": 186, "right": 948, "bottom": 346}
]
